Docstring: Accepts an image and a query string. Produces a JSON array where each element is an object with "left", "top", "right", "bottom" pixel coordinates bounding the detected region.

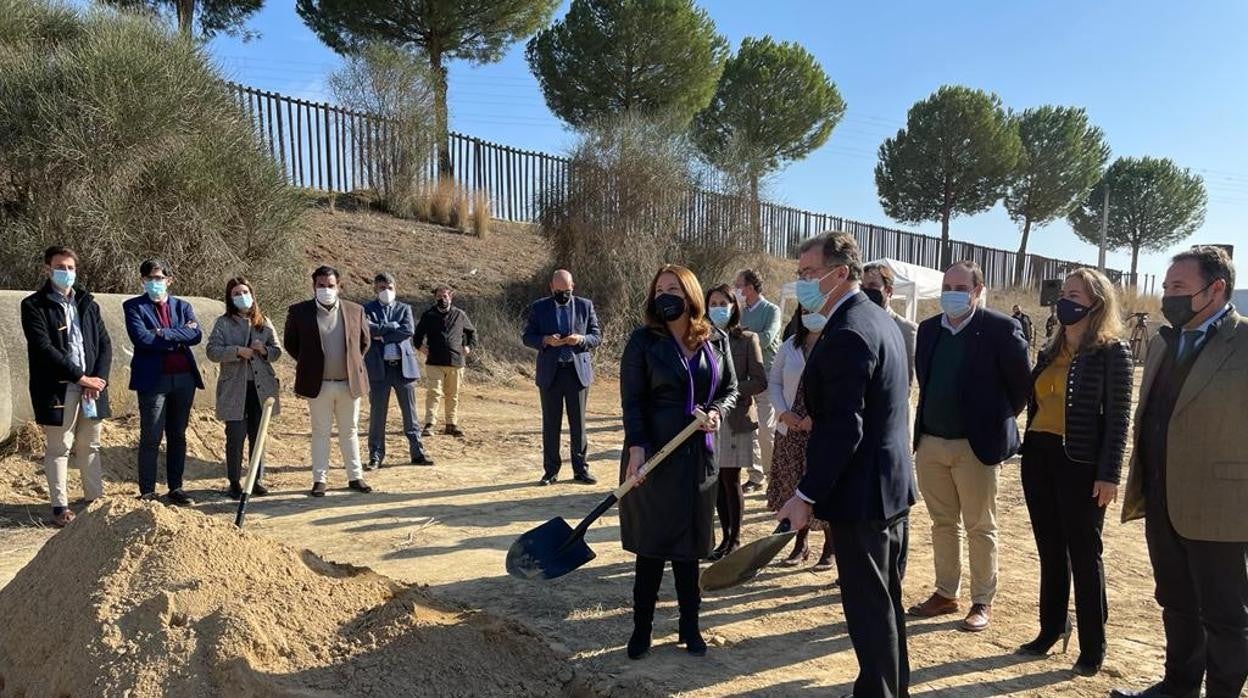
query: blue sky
[{"left": 203, "top": 1, "right": 1248, "bottom": 286}]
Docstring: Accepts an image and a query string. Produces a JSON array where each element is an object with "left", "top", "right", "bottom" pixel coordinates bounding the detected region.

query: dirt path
[{"left": 0, "top": 378, "right": 1165, "bottom": 696}]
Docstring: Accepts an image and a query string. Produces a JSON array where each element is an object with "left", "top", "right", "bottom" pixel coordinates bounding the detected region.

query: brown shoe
[
  {"left": 907, "top": 592, "right": 960, "bottom": 618},
  {"left": 959, "top": 603, "right": 991, "bottom": 632}
]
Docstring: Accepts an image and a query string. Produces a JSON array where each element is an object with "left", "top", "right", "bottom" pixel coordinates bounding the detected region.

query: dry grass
[{"left": 470, "top": 191, "right": 491, "bottom": 238}]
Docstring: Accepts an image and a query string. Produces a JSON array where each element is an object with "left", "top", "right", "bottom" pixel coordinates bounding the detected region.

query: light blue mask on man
[
  {"left": 795, "top": 268, "right": 840, "bottom": 312},
  {"left": 144, "top": 279, "right": 167, "bottom": 300},
  {"left": 940, "top": 291, "right": 972, "bottom": 319},
  {"left": 51, "top": 269, "right": 76, "bottom": 291}
]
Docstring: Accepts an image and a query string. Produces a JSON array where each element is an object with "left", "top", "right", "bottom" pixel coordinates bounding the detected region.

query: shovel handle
[
  {"left": 235, "top": 397, "right": 277, "bottom": 528},
  {"left": 613, "top": 408, "right": 711, "bottom": 499}
]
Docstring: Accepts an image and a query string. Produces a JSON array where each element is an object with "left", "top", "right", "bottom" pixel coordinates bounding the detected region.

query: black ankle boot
[
  {"left": 627, "top": 617, "right": 652, "bottom": 660},
  {"left": 679, "top": 614, "right": 707, "bottom": 656}
]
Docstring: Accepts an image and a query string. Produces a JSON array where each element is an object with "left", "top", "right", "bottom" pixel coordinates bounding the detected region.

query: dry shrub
[
  {"left": 0, "top": 0, "right": 305, "bottom": 309},
  {"left": 470, "top": 191, "right": 491, "bottom": 238},
  {"left": 538, "top": 113, "right": 755, "bottom": 344},
  {"left": 447, "top": 185, "right": 470, "bottom": 232}
]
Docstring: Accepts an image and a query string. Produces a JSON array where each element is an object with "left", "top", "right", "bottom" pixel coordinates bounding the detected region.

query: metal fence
[{"left": 227, "top": 82, "right": 1148, "bottom": 291}]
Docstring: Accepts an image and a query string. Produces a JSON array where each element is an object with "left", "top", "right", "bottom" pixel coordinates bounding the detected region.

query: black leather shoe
[
  {"left": 572, "top": 472, "right": 598, "bottom": 485},
  {"left": 444, "top": 425, "right": 465, "bottom": 438},
  {"left": 137, "top": 491, "right": 159, "bottom": 501},
  {"left": 251, "top": 482, "right": 269, "bottom": 497},
  {"left": 411, "top": 455, "right": 435, "bottom": 466},
  {"left": 1072, "top": 655, "right": 1103, "bottom": 677},
  {"left": 364, "top": 458, "right": 380, "bottom": 471},
  {"left": 310, "top": 482, "right": 327, "bottom": 497},
  {"left": 626, "top": 626, "right": 651, "bottom": 660},
  {"left": 422, "top": 424, "right": 434, "bottom": 437},
  {"left": 539, "top": 475, "right": 558, "bottom": 486},
  {"left": 227, "top": 482, "right": 244, "bottom": 500},
  {"left": 348, "top": 479, "right": 373, "bottom": 493},
  {"left": 742, "top": 481, "right": 762, "bottom": 494},
  {"left": 167, "top": 489, "right": 195, "bottom": 506}
]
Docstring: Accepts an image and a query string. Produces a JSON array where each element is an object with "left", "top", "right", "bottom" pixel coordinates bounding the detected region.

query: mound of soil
[{"left": 0, "top": 498, "right": 598, "bottom": 697}]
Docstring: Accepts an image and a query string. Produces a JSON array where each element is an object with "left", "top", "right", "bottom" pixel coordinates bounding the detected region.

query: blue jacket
[
  {"left": 363, "top": 299, "right": 420, "bottom": 381},
  {"left": 914, "top": 307, "right": 1032, "bottom": 465},
  {"left": 799, "top": 292, "right": 916, "bottom": 522},
  {"left": 123, "top": 294, "right": 204, "bottom": 393},
  {"left": 522, "top": 295, "right": 601, "bottom": 390}
]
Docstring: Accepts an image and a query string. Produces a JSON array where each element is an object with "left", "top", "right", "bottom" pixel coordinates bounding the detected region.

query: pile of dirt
[{"left": 0, "top": 498, "right": 602, "bottom": 697}]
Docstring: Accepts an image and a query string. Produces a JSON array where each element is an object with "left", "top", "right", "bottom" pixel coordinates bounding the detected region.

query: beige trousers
[
  {"left": 916, "top": 435, "right": 999, "bottom": 605},
  {"left": 42, "top": 386, "right": 104, "bottom": 509},
  {"left": 307, "top": 380, "right": 364, "bottom": 483},
  {"left": 424, "top": 365, "right": 464, "bottom": 427}
]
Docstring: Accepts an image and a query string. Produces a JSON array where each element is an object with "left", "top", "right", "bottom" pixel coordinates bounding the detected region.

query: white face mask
[
  {"left": 315, "top": 287, "right": 338, "bottom": 306},
  {"left": 377, "top": 289, "right": 396, "bottom": 305}
]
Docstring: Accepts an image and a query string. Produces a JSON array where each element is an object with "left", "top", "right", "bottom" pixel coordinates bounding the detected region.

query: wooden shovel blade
[{"left": 505, "top": 517, "right": 596, "bottom": 581}]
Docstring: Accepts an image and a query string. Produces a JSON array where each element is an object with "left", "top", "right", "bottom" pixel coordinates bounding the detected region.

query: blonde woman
[{"left": 1017, "top": 268, "right": 1132, "bottom": 677}]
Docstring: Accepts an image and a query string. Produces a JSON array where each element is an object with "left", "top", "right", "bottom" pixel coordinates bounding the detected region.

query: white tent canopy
[{"left": 779, "top": 258, "right": 945, "bottom": 322}]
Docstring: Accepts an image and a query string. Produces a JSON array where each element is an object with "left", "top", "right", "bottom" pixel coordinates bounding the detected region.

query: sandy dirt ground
[{"left": 0, "top": 374, "right": 1166, "bottom": 697}]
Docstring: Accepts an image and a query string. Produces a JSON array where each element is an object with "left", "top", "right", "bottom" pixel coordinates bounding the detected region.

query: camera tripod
[{"left": 1129, "top": 312, "right": 1149, "bottom": 364}]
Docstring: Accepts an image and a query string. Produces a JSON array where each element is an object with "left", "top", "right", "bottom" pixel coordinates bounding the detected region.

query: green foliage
[
  {"left": 98, "top": 0, "right": 265, "bottom": 39},
  {"left": 1069, "top": 156, "right": 1206, "bottom": 276},
  {"left": 526, "top": 0, "right": 728, "bottom": 129},
  {"left": 1004, "top": 105, "right": 1109, "bottom": 280},
  {"left": 0, "top": 0, "right": 305, "bottom": 309},
  {"left": 298, "top": 0, "right": 559, "bottom": 175},
  {"left": 874, "top": 85, "right": 1020, "bottom": 266},
  {"left": 693, "top": 36, "right": 845, "bottom": 185},
  {"left": 328, "top": 42, "right": 436, "bottom": 205}
]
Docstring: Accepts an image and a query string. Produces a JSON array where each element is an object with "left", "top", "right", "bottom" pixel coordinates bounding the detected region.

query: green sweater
[
  {"left": 740, "top": 297, "right": 782, "bottom": 372},
  {"left": 920, "top": 328, "right": 969, "bottom": 439}
]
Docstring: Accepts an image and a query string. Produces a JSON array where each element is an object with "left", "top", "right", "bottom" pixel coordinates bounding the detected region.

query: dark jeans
[
  {"left": 225, "top": 381, "right": 263, "bottom": 486},
  {"left": 367, "top": 363, "right": 426, "bottom": 463},
  {"left": 137, "top": 372, "right": 197, "bottom": 494},
  {"left": 831, "top": 514, "right": 911, "bottom": 698},
  {"left": 540, "top": 365, "right": 589, "bottom": 478},
  {"left": 1021, "top": 432, "right": 1108, "bottom": 659},
  {"left": 1146, "top": 496, "right": 1248, "bottom": 698}
]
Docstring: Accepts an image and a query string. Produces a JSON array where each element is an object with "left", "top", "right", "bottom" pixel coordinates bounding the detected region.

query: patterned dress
[{"left": 765, "top": 382, "right": 828, "bottom": 531}]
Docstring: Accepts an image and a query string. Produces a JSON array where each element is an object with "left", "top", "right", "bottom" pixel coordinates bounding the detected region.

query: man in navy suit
[
  {"left": 522, "top": 269, "right": 602, "bottom": 486},
  {"left": 777, "top": 232, "right": 916, "bottom": 698},
  {"left": 363, "top": 272, "right": 432, "bottom": 470},
  {"left": 123, "top": 259, "right": 204, "bottom": 505},
  {"left": 907, "top": 261, "right": 1031, "bottom": 633}
]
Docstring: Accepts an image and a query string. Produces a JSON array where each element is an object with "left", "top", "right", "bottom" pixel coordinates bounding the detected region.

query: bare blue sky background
[{"left": 194, "top": 1, "right": 1247, "bottom": 285}]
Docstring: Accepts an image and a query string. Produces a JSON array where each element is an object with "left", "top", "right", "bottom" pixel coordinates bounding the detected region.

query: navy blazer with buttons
[
  {"left": 363, "top": 299, "right": 420, "bottom": 381},
  {"left": 522, "top": 295, "right": 602, "bottom": 390},
  {"left": 914, "top": 306, "right": 1032, "bottom": 466},
  {"left": 123, "top": 294, "right": 204, "bottom": 392}
]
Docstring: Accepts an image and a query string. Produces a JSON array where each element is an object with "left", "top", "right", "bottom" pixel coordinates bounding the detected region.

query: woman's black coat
[{"left": 618, "top": 326, "right": 738, "bottom": 561}]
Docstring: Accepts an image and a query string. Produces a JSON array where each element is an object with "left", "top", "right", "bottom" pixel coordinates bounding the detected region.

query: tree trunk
[
  {"left": 176, "top": 0, "right": 194, "bottom": 37},
  {"left": 1014, "top": 218, "right": 1032, "bottom": 287},
  {"left": 940, "top": 207, "right": 952, "bottom": 269},
  {"left": 1130, "top": 243, "right": 1140, "bottom": 288},
  {"left": 428, "top": 47, "right": 453, "bottom": 179}
]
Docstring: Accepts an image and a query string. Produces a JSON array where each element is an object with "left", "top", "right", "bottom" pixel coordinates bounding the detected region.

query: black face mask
[
  {"left": 1161, "top": 283, "right": 1215, "bottom": 329},
  {"left": 863, "top": 287, "right": 887, "bottom": 309},
  {"left": 1055, "top": 298, "right": 1091, "bottom": 326},
  {"left": 655, "top": 293, "right": 686, "bottom": 322},
  {"left": 436, "top": 298, "right": 451, "bottom": 311},
  {"left": 552, "top": 289, "right": 572, "bottom": 304}
]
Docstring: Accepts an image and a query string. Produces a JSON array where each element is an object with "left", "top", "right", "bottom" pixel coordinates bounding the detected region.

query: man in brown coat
[
  {"left": 1112, "top": 246, "right": 1247, "bottom": 698},
  {"left": 284, "top": 266, "right": 373, "bottom": 497}
]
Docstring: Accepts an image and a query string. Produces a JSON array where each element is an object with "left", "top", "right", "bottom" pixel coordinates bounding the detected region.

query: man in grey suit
[
  {"left": 735, "top": 269, "right": 782, "bottom": 493},
  {"left": 864, "top": 263, "right": 919, "bottom": 385},
  {"left": 364, "top": 273, "right": 433, "bottom": 469}
]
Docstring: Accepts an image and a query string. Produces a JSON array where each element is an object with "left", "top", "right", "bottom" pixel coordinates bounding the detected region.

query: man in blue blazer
[
  {"left": 907, "top": 260, "right": 1031, "bottom": 633},
  {"left": 363, "top": 273, "right": 432, "bottom": 469},
  {"left": 777, "top": 232, "right": 916, "bottom": 698},
  {"left": 123, "top": 259, "right": 204, "bottom": 506},
  {"left": 522, "top": 269, "right": 602, "bottom": 486}
]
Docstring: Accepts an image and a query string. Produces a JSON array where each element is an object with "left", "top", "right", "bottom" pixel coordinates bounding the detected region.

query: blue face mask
[
  {"left": 940, "top": 290, "right": 972, "bottom": 319},
  {"left": 800, "top": 312, "right": 828, "bottom": 332},
  {"left": 232, "top": 293, "right": 254, "bottom": 311},
  {"left": 708, "top": 306, "right": 732, "bottom": 328},
  {"left": 144, "top": 279, "right": 167, "bottom": 300},
  {"left": 795, "top": 267, "right": 840, "bottom": 312},
  {"left": 51, "top": 269, "right": 76, "bottom": 291}
]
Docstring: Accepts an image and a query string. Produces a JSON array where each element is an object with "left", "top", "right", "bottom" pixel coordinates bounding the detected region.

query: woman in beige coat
[{"left": 206, "top": 277, "right": 282, "bottom": 499}]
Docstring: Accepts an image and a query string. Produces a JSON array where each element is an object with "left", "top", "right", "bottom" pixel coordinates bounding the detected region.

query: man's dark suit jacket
[
  {"left": 914, "top": 307, "right": 1032, "bottom": 466},
  {"left": 799, "top": 291, "right": 916, "bottom": 522},
  {"left": 521, "top": 295, "right": 602, "bottom": 390}
]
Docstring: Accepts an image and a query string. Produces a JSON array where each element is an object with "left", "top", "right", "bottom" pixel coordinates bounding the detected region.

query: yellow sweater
[{"left": 1030, "top": 344, "right": 1072, "bottom": 437}]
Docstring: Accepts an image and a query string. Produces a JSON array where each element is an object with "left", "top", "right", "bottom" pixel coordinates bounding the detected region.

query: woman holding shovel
[{"left": 619, "top": 265, "right": 738, "bottom": 660}]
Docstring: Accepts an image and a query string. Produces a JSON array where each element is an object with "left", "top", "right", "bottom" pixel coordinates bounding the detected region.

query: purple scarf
[{"left": 671, "top": 335, "right": 721, "bottom": 453}]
